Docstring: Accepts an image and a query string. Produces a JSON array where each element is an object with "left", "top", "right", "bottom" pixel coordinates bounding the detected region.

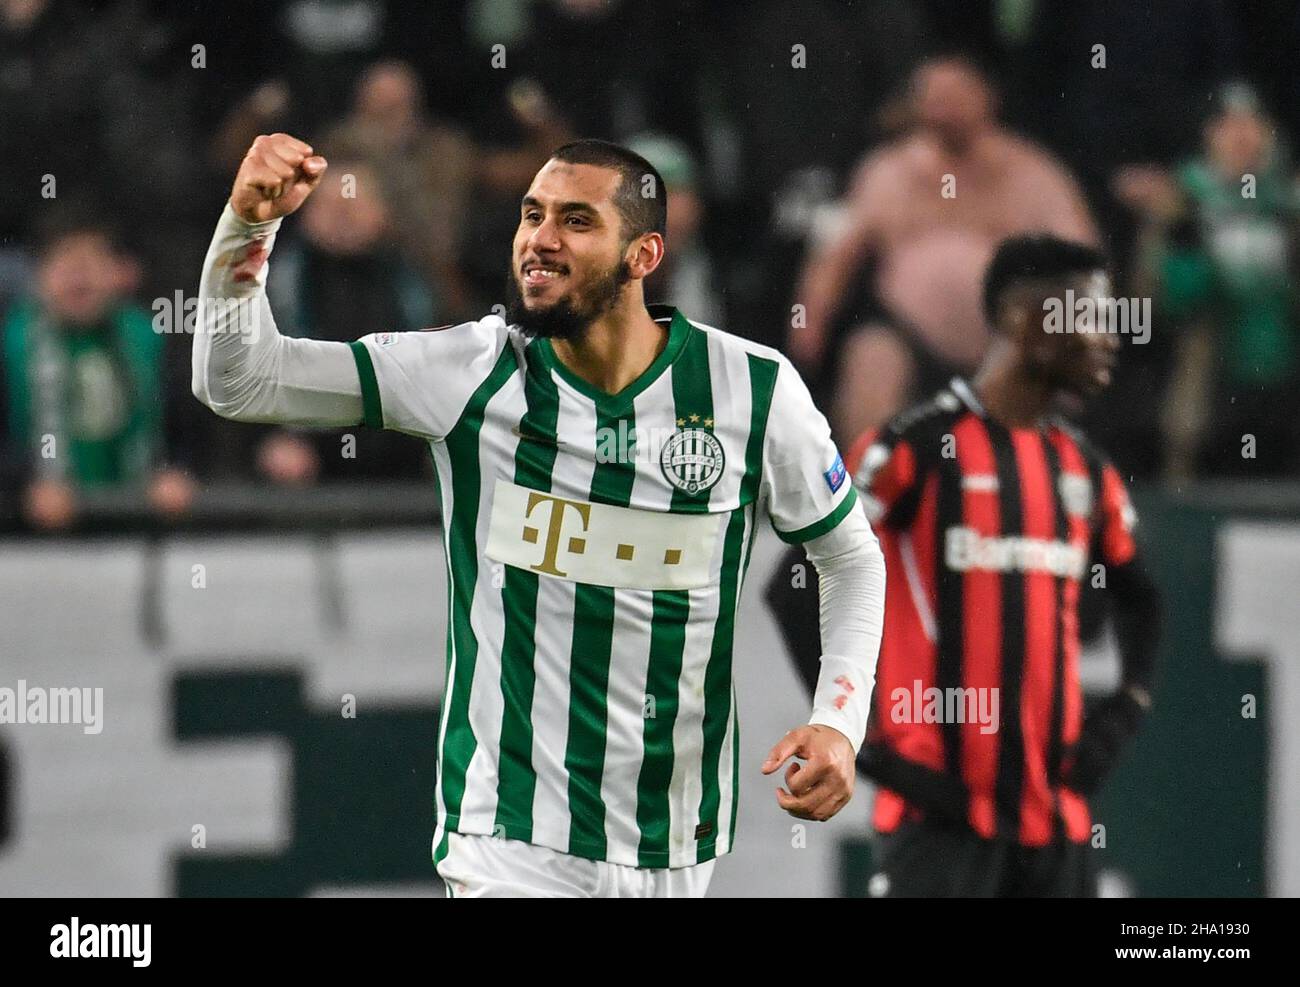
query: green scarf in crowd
[{"left": 3, "top": 299, "right": 163, "bottom": 487}]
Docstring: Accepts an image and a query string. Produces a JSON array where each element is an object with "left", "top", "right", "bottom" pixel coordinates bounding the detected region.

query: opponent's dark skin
[{"left": 768, "top": 237, "right": 1160, "bottom": 881}]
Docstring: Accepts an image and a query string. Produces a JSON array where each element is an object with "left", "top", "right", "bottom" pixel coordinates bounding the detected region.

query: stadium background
[{"left": 1, "top": 0, "right": 1297, "bottom": 897}]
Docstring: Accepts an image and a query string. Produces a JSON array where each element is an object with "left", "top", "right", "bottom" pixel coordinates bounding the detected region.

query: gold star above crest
[
  {"left": 689, "top": 413, "right": 700, "bottom": 423},
  {"left": 704, "top": 417, "right": 714, "bottom": 427},
  {"left": 676, "top": 417, "right": 685, "bottom": 427}
]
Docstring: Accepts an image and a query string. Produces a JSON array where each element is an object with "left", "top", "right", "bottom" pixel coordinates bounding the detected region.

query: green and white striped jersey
[{"left": 349, "top": 304, "right": 857, "bottom": 868}]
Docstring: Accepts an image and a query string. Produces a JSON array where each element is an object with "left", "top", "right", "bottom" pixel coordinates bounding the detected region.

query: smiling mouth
[{"left": 522, "top": 263, "right": 567, "bottom": 288}]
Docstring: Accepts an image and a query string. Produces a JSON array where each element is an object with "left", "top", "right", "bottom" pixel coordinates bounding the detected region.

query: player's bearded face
[{"left": 507, "top": 249, "right": 632, "bottom": 341}]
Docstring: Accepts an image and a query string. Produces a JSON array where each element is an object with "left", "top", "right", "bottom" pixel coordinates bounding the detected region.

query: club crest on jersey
[
  {"left": 660, "top": 421, "right": 725, "bottom": 495},
  {"left": 1058, "top": 472, "right": 1093, "bottom": 518}
]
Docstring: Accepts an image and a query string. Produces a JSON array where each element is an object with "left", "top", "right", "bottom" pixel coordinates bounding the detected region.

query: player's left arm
[
  {"left": 757, "top": 356, "right": 886, "bottom": 821},
  {"left": 1064, "top": 461, "right": 1162, "bottom": 795}
]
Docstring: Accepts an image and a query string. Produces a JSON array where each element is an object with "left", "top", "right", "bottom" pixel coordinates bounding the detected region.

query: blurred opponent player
[
  {"left": 192, "top": 134, "right": 885, "bottom": 897},
  {"left": 769, "top": 236, "right": 1160, "bottom": 896}
]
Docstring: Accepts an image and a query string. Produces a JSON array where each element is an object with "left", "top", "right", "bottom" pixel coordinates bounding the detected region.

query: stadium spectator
[
  {"left": 707, "top": 0, "right": 927, "bottom": 353},
  {"left": 200, "top": 2, "right": 460, "bottom": 172},
  {"left": 261, "top": 0, "right": 420, "bottom": 135},
  {"left": 625, "top": 133, "right": 722, "bottom": 327},
  {"left": 1023, "top": 0, "right": 1242, "bottom": 199},
  {"left": 257, "top": 160, "right": 433, "bottom": 483},
  {"left": 0, "top": 212, "right": 193, "bottom": 529},
  {"left": 1117, "top": 83, "right": 1300, "bottom": 479},
  {"left": 790, "top": 56, "right": 1098, "bottom": 444},
  {"left": 324, "top": 60, "right": 478, "bottom": 319},
  {"left": 208, "top": 79, "right": 297, "bottom": 188},
  {"left": 0, "top": 0, "right": 96, "bottom": 298},
  {"left": 467, "top": 0, "right": 704, "bottom": 147},
  {"left": 917, "top": 1, "right": 1242, "bottom": 177},
  {"left": 451, "top": 77, "right": 577, "bottom": 310}
]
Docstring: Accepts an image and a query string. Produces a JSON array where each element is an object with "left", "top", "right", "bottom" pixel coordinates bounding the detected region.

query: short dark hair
[
  {"left": 550, "top": 138, "right": 668, "bottom": 242},
  {"left": 982, "top": 235, "right": 1109, "bottom": 327},
  {"left": 35, "top": 199, "right": 126, "bottom": 257}
]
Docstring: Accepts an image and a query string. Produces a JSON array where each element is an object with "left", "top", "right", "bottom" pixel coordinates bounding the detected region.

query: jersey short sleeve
[
  {"left": 349, "top": 315, "right": 512, "bottom": 441},
  {"left": 1097, "top": 461, "right": 1138, "bottom": 566},
  {"left": 760, "top": 356, "right": 857, "bottom": 542},
  {"left": 847, "top": 427, "right": 921, "bottom": 530}
]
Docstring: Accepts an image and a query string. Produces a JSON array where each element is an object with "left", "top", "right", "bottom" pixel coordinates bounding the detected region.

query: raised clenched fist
[{"left": 229, "top": 133, "right": 328, "bottom": 224}]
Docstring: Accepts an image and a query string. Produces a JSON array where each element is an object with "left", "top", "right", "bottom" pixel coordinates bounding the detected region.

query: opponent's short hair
[
  {"left": 982, "top": 235, "right": 1109, "bottom": 327},
  {"left": 550, "top": 138, "right": 668, "bottom": 242}
]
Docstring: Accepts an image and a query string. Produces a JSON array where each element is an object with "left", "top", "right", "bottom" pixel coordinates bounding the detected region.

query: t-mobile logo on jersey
[{"left": 485, "top": 479, "right": 720, "bottom": 591}]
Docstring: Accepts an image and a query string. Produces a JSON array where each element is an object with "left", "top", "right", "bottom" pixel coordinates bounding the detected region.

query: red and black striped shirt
[{"left": 847, "top": 378, "right": 1139, "bottom": 846}]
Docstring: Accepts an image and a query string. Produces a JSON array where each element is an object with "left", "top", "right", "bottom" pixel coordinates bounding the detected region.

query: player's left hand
[{"left": 762, "top": 724, "right": 856, "bottom": 821}]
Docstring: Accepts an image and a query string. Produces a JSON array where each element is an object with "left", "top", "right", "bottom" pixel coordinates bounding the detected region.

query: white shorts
[{"left": 437, "top": 832, "right": 716, "bottom": 898}]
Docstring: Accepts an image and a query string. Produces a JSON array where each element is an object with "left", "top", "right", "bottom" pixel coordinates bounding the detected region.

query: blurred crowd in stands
[{"left": 3, "top": 0, "right": 1300, "bottom": 531}]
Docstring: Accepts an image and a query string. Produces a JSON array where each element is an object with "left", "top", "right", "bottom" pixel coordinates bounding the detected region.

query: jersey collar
[
  {"left": 949, "top": 376, "right": 986, "bottom": 416},
  {"left": 535, "top": 305, "right": 691, "bottom": 412}
]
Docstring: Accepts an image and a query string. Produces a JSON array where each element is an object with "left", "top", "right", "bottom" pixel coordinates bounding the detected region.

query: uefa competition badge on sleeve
[
  {"left": 824, "top": 452, "right": 847, "bottom": 494},
  {"left": 660, "top": 415, "right": 725, "bottom": 495}
]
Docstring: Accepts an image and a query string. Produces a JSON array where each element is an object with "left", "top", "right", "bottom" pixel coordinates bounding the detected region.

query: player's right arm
[
  {"left": 192, "top": 133, "right": 364, "bottom": 426},
  {"left": 194, "top": 133, "right": 510, "bottom": 439}
]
